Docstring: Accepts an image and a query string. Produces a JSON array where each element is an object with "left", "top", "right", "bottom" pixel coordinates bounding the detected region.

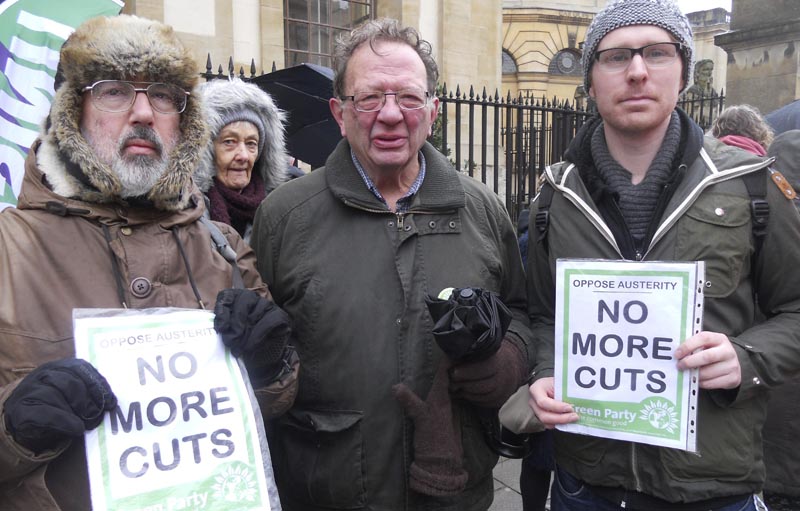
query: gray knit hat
[{"left": 582, "top": 0, "right": 694, "bottom": 93}]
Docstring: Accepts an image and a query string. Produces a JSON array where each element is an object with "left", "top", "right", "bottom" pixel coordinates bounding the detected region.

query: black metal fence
[
  {"left": 436, "top": 84, "right": 725, "bottom": 221},
  {"left": 200, "top": 56, "right": 725, "bottom": 221}
]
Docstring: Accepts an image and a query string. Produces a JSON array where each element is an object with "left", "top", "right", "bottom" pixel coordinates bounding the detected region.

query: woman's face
[{"left": 213, "top": 121, "right": 259, "bottom": 192}]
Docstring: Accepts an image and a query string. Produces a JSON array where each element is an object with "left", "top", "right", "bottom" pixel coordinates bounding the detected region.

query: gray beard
[
  {"left": 113, "top": 153, "right": 169, "bottom": 198},
  {"left": 84, "top": 125, "right": 176, "bottom": 198}
]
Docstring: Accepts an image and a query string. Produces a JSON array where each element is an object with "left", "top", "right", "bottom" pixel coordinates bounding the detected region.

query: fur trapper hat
[
  {"left": 39, "top": 15, "right": 208, "bottom": 211},
  {"left": 194, "top": 78, "right": 289, "bottom": 193},
  {"left": 582, "top": 0, "right": 694, "bottom": 94}
]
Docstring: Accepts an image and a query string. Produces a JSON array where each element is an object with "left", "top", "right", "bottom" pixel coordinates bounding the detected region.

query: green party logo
[
  {"left": 639, "top": 398, "right": 679, "bottom": 434},
  {"left": 210, "top": 462, "right": 259, "bottom": 504}
]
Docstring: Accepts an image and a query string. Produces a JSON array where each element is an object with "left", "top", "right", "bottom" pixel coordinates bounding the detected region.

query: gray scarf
[{"left": 591, "top": 112, "right": 682, "bottom": 242}]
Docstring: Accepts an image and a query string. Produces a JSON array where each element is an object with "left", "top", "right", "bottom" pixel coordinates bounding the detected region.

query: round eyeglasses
[
  {"left": 594, "top": 42, "right": 683, "bottom": 72},
  {"left": 340, "top": 89, "right": 430, "bottom": 113},
  {"left": 82, "top": 80, "right": 190, "bottom": 114}
]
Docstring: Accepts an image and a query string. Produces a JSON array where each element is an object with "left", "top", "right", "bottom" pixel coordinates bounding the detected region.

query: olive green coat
[{"left": 252, "top": 140, "right": 534, "bottom": 511}]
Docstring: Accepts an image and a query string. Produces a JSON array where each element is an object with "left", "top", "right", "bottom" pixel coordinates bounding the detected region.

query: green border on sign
[{"left": 561, "top": 268, "right": 691, "bottom": 441}]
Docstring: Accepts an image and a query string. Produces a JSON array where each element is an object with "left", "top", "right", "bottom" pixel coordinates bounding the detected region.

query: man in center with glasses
[
  {"left": 251, "top": 17, "right": 533, "bottom": 511},
  {"left": 527, "top": 0, "right": 800, "bottom": 510}
]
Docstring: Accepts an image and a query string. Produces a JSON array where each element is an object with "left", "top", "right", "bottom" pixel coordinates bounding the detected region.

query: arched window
[
  {"left": 502, "top": 49, "right": 518, "bottom": 75},
  {"left": 548, "top": 49, "right": 582, "bottom": 76}
]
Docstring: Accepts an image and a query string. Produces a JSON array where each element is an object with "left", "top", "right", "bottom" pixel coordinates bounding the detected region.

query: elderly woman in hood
[{"left": 195, "top": 79, "right": 289, "bottom": 243}]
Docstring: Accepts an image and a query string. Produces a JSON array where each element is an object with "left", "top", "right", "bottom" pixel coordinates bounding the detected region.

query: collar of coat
[
  {"left": 324, "top": 139, "right": 466, "bottom": 212},
  {"left": 17, "top": 139, "right": 206, "bottom": 229}
]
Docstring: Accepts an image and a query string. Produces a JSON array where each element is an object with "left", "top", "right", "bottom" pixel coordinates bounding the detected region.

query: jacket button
[
  {"left": 449, "top": 221, "right": 456, "bottom": 229},
  {"left": 714, "top": 207, "right": 725, "bottom": 216},
  {"left": 404, "top": 225, "right": 411, "bottom": 231},
  {"left": 753, "top": 377, "right": 761, "bottom": 385},
  {"left": 120, "top": 226, "right": 133, "bottom": 236},
  {"left": 130, "top": 277, "right": 152, "bottom": 298},
  {"left": 428, "top": 221, "right": 436, "bottom": 228}
]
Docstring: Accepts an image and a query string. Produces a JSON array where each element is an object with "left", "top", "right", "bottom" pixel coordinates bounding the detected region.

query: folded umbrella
[{"left": 425, "top": 287, "right": 512, "bottom": 362}]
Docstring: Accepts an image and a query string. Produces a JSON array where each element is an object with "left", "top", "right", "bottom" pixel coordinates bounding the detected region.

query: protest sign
[
  {"left": 73, "top": 308, "right": 279, "bottom": 511},
  {"left": 554, "top": 259, "right": 703, "bottom": 452}
]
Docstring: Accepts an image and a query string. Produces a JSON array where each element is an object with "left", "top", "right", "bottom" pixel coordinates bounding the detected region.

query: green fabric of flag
[{"left": 0, "top": 0, "right": 123, "bottom": 210}]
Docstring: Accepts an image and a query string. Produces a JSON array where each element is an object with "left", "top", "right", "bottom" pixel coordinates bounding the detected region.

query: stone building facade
[
  {"left": 120, "top": 0, "right": 502, "bottom": 97},
  {"left": 716, "top": 0, "right": 800, "bottom": 113},
  {"left": 501, "top": 1, "right": 599, "bottom": 105}
]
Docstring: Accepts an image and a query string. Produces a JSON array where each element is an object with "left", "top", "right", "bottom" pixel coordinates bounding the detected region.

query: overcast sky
[{"left": 676, "top": 0, "right": 731, "bottom": 14}]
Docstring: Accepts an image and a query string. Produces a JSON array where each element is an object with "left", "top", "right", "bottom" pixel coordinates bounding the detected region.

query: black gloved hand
[
  {"left": 214, "top": 288, "right": 292, "bottom": 385},
  {"left": 449, "top": 339, "right": 528, "bottom": 408},
  {"left": 392, "top": 361, "right": 468, "bottom": 496},
  {"left": 4, "top": 358, "right": 117, "bottom": 454}
]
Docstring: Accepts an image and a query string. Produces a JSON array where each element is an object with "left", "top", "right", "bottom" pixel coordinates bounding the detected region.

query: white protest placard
[
  {"left": 73, "top": 308, "right": 279, "bottom": 511},
  {"left": 554, "top": 259, "right": 703, "bottom": 452}
]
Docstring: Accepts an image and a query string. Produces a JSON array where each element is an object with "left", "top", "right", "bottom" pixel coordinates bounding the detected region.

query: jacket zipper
[
  {"left": 631, "top": 443, "right": 643, "bottom": 492},
  {"left": 396, "top": 212, "right": 404, "bottom": 230}
]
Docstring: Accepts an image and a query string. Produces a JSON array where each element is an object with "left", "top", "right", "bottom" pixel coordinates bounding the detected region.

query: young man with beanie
[
  {"left": 251, "top": 17, "right": 533, "bottom": 510},
  {"left": 0, "top": 15, "right": 296, "bottom": 510},
  {"left": 195, "top": 78, "right": 290, "bottom": 244},
  {"left": 527, "top": 0, "right": 800, "bottom": 509}
]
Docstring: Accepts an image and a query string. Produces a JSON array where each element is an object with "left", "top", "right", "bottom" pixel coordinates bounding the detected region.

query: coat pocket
[
  {"left": 276, "top": 408, "right": 366, "bottom": 508},
  {"left": 675, "top": 193, "right": 751, "bottom": 298}
]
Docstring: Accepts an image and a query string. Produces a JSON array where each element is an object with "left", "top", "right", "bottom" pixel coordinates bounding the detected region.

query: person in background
[
  {"left": 0, "top": 16, "right": 295, "bottom": 510},
  {"left": 711, "top": 104, "right": 774, "bottom": 156},
  {"left": 195, "top": 78, "right": 289, "bottom": 244},
  {"left": 526, "top": 0, "right": 800, "bottom": 510},
  {"left": 251, "top": 17, "right": 533, "bottom": 511},
  {"left": 761, "top": 129, "right": 800, "bottom": 511}
]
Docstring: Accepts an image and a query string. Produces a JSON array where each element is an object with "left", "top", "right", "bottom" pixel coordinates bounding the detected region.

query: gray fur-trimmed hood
[
  {"left": 38, "top": 14, "right": 208, "bottom": 212},
  {"left": 194, "top": 78, "right": 289, "bottom": 193}
]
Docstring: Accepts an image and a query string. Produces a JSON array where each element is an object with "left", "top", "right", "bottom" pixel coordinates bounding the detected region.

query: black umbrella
[
  {"left": 251, "top": 63, "right": 342, "bottom": 168},
  {"left": 766, "top": 99, "right": 800, "bottom": 135},
  {"left": 425, "top": 287, "right": 512, "bottom": 362}
]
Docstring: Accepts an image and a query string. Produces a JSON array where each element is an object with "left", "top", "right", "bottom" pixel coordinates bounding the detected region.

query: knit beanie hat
[{"left": 582, "top": 0, "right": 694, "bottom": 93}]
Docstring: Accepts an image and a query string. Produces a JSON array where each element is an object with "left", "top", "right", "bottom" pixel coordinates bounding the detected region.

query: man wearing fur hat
[
  {"left": 195, "top": 78, "right": 290, "bottom": 244},
  {"left": 0, "top": 15, "right": 296, "bottom": 510},
  {"left": 527, "top": 0, "right": 800, "bottom": 509}
]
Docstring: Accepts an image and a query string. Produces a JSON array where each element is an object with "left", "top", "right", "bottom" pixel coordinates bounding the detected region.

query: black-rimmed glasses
[{"left": 595, "top": 42, "right": 683, "bottom": 71}]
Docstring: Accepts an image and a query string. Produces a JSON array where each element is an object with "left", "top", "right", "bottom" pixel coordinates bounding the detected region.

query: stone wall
[{"left": 716, "top": 0, "right": 800, "bottom": 112}]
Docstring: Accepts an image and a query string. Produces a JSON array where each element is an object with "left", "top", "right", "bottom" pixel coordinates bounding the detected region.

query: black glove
[
  {"left": 214, "top": 288, "right": 292, "bottom": 385},
  {"left": 392, "top": 361, "right": 468, "bottom": 496},
  {"left": 449, "top": 339, "right": 527, "bottom": 408},
  {"left": 4, "top": 358, "right": 117, "bottom": 454}
]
